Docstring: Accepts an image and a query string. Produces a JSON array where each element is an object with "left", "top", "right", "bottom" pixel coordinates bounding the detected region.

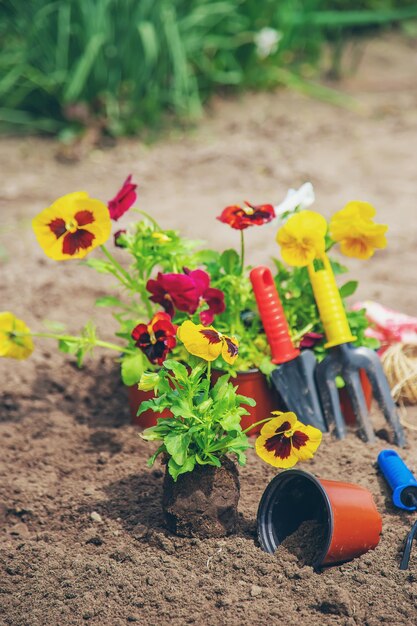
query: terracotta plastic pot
[
  {"left": 257, "top": 469, "right": 382, "bottom": 568},
  {"left": 127, "top": 386, "right": 172, "bottom": 428},
  {"left": 339, "top": 369, "right": 372, "bottom": 426},
  {"left": 211, "top": 369, "right": 280, "bottom": 435}
]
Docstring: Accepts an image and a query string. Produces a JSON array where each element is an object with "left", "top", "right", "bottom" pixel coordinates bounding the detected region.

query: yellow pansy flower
[
  {"left": 0, "top": 312, "right": 34, "bottom": 360},
  {"left": 276, "top": 210, "right": 327, "bottom": 267},
  {"left": 33, "top": 192, "right": 111, "bottom": 261},
  {"left": 329, "top": 201, "right": 387, "bottom": 260},
  {"left": 255, "top": 411, "right": 322, "bottom": 468},
  {"left": 177, "top": 320, "right": 239, "bottom": 365}
]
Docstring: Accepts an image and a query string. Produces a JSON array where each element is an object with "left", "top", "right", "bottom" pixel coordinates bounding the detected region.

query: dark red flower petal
[
  {"left": 264, "top": 433, "right": 292, "bottom": 459},
  {"left": 131, "top": 323, "right": 148, "bottom": 343},
  {"left": 275, "top": 420, "right": 291, "bottom": 434},
  {"left": 62, "top": 229, "right": 95, "bottom": 256},
  {"left": 48, "top": 218, "right": 67, "bottom": 239},
  {"left": 142, "top": 341, "right": 170, "bottom": 365},
  {"left": 299, "top": 332, "right": 324, "bottom": 349},
  {"left": 200, "top": 329, "right": 222, "bottom": 344},
  {"left": 74, "top": 210, "right": 94, "bottom": 226},
  {"left": 217, "top": 202, "right": 275, "bottom": 230},
  {"left": 199, "top": 287, "right": 226, "bottom": 325},
  {"left": 291, "top": 430, "right": 309, "bottom": 450},
  {"left": 184, "top": 268, "right": 210, "bottom": 295},
  {"left": 108, "top": 175, "right": 138, "bottom": 221},
  {"left": 224, "top": 337, "right": 238, "bottom": 358},
  {"left": 217, "top": 205, "right": 250, "bottom": 230},
  {"left": 146, "top": 278, "right": 175, "bottom": 318}
]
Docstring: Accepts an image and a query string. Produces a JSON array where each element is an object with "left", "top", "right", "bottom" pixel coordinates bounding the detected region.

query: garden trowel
[
  {"left": 307, "top": 253, "right": 405, "bottom": 446},
  {"left": 250, "top": 266, "right": 326, "bottom": 431}
]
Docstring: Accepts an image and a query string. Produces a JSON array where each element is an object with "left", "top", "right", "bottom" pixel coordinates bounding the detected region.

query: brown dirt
[
  {"left": 1, "top": 34, "right": 417, "bottom": 625},
  {"left": 162, "top": 457, "right": 240, "bottom": 538},
  {"left": 279, "top": 520, "right": 328, "bottom": 567}
]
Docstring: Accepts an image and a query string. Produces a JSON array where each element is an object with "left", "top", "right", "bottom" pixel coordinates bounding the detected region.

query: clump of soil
[
  {"left": 162, "top": 457, "right": 240, "bottom": 538},
  {"left": 278, "top": 520, "right": 327, "bottom": 566}
]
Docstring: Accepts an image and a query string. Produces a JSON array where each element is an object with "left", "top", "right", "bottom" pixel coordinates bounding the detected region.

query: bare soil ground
[{"left": 1, "top": 35, "right": 417, "bottom": 625}]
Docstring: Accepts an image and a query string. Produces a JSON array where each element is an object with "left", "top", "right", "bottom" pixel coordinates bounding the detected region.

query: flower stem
[
  {"left": 100, "top": 245, "right": 132, "bottom": 288},
  {"left": 242, "top": 416, "right": 277, "bottom": 434},
  {"left": 15, "top": 331, "right": 134, "bottom": 356},
  {"left": 205, "top": 361, "right": 212, "bottom": 400},
  {"left": 240, "top": 230, "right": 245, "bottom": 274},
  {"left": 133, "top": 209, "right": 162, "bottom": 231},
  {"left": 291, "top": 322, "right": 315, "bottom": 344}
]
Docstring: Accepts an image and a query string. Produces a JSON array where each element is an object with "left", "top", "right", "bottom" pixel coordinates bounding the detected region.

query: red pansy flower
[
  {"left": 131, "top": 312, "right": 177, "bottom": 365},
  {"left": 299, "top": 332, "right": 324, "bottom": 349},
  {"left": 146, "top": 269, "right": 225, "bottom": 325},
  {"left": 217, "top": 201, "right": 275, "bottom": 230},
  {"left": 108, "top": 175, "right": 138, "bottom": 221}
]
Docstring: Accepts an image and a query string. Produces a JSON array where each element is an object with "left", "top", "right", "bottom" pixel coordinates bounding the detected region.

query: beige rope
[{"left": 380, "top": 343, "right": 417, "bottom": 405}]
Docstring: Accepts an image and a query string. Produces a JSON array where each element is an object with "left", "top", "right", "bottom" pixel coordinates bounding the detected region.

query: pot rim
[{"left": 256, "top": 468, "right": 333, "bottom": 568}]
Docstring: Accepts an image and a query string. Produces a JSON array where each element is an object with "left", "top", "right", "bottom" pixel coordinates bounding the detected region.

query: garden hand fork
[{"left": 308, "top": 254, "right": 405, "bottom": 446}]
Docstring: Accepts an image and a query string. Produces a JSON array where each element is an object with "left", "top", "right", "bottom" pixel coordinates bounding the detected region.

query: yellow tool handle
[{"left": 308, "top": 253, "right": 356, "bottom": 349}]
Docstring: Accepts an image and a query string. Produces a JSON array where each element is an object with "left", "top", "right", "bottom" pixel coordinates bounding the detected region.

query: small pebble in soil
[
  {"left": 90, "top": 511, "right": 103, "bottom": 523},
  {"left": 276, "top": 520, "right": 327, "bottom": 567},
  {"left": 250, "top": 585, "right": 263, "bottom": 597}
]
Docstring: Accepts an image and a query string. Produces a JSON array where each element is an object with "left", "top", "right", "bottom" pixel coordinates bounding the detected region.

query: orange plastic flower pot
[
  {"left": 211, "top": 369, "right": 281, "bottom": 436},
  {"left": 339, "top": 369, "right": 373, "bottom": 426},
  {"left": 127, "top": 386, "right": 172, "bottom": 428},
  {"left": 257, "top": 469, "right": 382, "bottom": 568}
]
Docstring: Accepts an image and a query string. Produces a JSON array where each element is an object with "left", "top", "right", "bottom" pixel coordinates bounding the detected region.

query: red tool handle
[{"left": 250, "top": 266, "right": 300, "bottom": 364}]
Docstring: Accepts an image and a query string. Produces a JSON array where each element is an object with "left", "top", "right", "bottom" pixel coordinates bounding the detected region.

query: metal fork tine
[
  {"left": 358, "top": 349, "right": 406, "bottom": 447},
  {"left": 343, "top": 369, "right": 376, "bottom": 443},
  {"left": 316, "top": 356, "right": 347, "bottom": 439}
]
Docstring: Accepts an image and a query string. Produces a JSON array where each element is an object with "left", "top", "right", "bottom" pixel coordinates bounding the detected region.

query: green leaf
[
  {"left": 220, "top": 249, "right": 240, "bottom": 275},
  {"left": 219, "top": 412, "right": 242, "bottom": 432},
  {"left": 146, "top": 444, "right": 165, "bottom": 466},
  {"left": 339, "top": 281, "right": 358, "bottom": 299},
  {"left": 165, "top": 432, "right": 190, "bottom": 465},
  {"left": 163, "top": 359, "right": 189, "bottom": 383},
  {"left": 58, "top": 339, "right": 78, "bottom": 355},
  {"left": 85, "top": 258, "right": 115, "bottom": 274},
  {"left": 121, "top": 353, "right": 146, "bottom": 386},
  {"left": 168, "top": 455, "right": 196, "bottom": 481},
  {"left": 95, "top": 296, "right": 126, "bottom": 308},
  {"left": 330, "top": 259, "right": 348, "bottom": 275},
  {"left": 236, "top": 393, "right": 256, "bottom": 407}
]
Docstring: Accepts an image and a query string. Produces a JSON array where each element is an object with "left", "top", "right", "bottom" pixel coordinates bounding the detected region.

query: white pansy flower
[
  {"left": 274, "top": 182, "right": 315, "bottom": 218},
  {"left": 254, "top": 28, "right": 282, "bottom": 59}
]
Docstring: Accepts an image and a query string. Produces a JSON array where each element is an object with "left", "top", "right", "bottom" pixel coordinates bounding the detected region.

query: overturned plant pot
[{"left": 162, "top": 457, "right": 240, "bottom": 538}]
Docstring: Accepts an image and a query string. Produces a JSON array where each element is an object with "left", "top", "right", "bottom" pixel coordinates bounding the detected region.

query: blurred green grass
[{"left": 1, "top": 0, "right": 417, "bottom": 137}]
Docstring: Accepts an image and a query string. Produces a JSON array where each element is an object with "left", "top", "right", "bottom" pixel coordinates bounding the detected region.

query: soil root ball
[{"left": 162, "top": 457, "right": 240, "bottom": 538}]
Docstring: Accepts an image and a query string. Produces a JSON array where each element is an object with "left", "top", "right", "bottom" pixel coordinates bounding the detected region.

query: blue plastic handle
[{"left": 377, "top": 450, "right": 417, "bottom": 511}]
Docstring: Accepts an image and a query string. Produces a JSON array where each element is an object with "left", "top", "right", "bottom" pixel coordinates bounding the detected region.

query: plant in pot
[{"left": 139, "top": 319, "right": 323, "bottom": 538}]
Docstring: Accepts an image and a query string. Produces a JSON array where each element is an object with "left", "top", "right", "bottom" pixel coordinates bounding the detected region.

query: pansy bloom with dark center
[
  {"left": 32, "top": 192, "right": 111, "bottom": 261},
  {"left": 108, "top": 175, "right": 138, "bottom": 221},
  {"left": 255, "top": 411, "right": 322, "bottom": 468},
  {"left": 131, "top": 312, "right": 177, "bottom": 365},
  {"left": 177, "top": 320, "right": 238, "bottom": 365},
  {"left": 217, "top": 201, "right": 275, "bottom": 230},
  {"left": 146, "top": 268, "right": 225, "bottom": 325}
]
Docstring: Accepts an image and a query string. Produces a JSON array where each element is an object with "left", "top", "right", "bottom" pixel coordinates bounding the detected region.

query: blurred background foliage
[{"left": 1, "top": 0, "right": 417, "bottom": 138}]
